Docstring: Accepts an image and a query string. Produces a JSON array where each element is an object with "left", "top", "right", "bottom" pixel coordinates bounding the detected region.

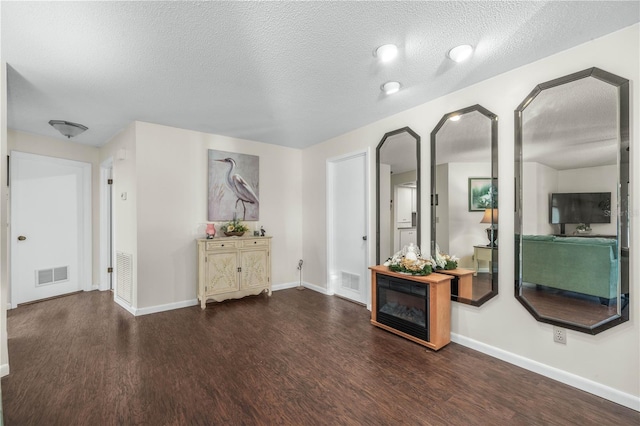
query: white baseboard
[
  {"left": 112, "top": 282, "right": 331, "bottom": 317},
  {"left": 272, "top": 282, "right": 300, "bottom": 291},
  {"left": 113, "top": 295, "right": 136, "bottom": 316},
  {"left": 451, "top": 333, "right": 640, "bottom": 412},
  {"left": 272, "top": 281, "right": 333, "bottom": 295},
  {"left": 134, "top": 299, "right": 198, "bottom": 316},
  {"left": 120, "top": 282, "right": 326, "bottom": 315},
  {"left": 301, "top": 281, "right": 334, "bottom": 295},
  {"left": 0, "top": 363, "right": 9, "bottom": 377}
]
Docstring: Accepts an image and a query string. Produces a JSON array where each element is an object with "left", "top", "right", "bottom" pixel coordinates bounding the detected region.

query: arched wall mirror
[
  {"left": 431, "top": 105, "right": 498, "bottom": 306},
  {"left": 376, "top": 127, "right": 421, "bottom": 264},
  {"left": 515, "top": 67, "right": 630, "bottom": 334}
]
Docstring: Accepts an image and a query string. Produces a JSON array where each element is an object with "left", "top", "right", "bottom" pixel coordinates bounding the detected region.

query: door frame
[
  {"left": 10, "top": 151, "right": 92, "bottom": 308},
  {"left": 99, "top": 157, "right": 114, "bottom": 291},
  {"left": 326, "top": 148, "right": 370, "bottom": 306}
]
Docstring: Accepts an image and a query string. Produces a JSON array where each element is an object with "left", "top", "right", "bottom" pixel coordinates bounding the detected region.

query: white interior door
[
  {"left": 11, "top": 151, "right": 92, "bottom": 307},
  {"left": 327, "top": 151, "right": 368, "bottom": 304}
]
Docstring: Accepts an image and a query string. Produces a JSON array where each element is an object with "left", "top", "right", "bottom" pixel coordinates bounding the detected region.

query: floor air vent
[
  {"left": 116, "top": 252, "right": 133, "bottom": 305},
  {"left": 36, "top": 266, "right": 69, "bottom": 286}
]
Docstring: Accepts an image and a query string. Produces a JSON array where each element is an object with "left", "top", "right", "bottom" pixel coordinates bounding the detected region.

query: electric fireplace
[
  {"left": 369, "top": 265, "right": 452, "bottom": 351},
  {"left": 376, "top": 274, "right": 429, "bottom": 341}
]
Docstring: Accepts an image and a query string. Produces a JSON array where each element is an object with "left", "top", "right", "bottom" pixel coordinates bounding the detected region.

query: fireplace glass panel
[{"left": 376, "top": 275, "right": 429, "bottom": 341}]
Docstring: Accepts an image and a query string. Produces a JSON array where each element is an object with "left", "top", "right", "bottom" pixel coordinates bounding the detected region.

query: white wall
[
  {"left": 302, "top": 24, "right": 640, "bottom": 405},
  {"left": 132, "top": 121, "right": 303, "bottom": 309},
  {"left": 379, "top": 163, "right": 391, "bottom": 261},
  {"left": 435, "top": 163, "right": 449, "bottom": 254},
  {"left": 448, "top": 162, "right": 490, "bottom": 268},
  {"left": 523, "top": 163, "right": 618, "bottom": 236},
  {"left": 558, "top": 164, "right": 618, "bottom": 235},
  {"left": 522, "top": 162, "right": 558, "bottom": 235},
  {"left": 100, "top": 123, "right": 138, "bottom": 308}
]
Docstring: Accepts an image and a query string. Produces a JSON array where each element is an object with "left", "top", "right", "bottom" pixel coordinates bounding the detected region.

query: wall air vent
[{"left": 116, "top": 252, "right": 133, "bottom": 305}]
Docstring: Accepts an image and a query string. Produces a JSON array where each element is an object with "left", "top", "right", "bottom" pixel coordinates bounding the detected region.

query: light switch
[{"left": 121, "top": 192, "right": 127, "bottom": 200}]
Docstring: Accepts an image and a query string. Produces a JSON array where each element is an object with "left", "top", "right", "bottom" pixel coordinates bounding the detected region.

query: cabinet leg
[
  {"left": 267, "top": 288, "right": 272, "bottom": 296},
  {"left": 201, "top": 299, "right": 206, "bottom": 310}
]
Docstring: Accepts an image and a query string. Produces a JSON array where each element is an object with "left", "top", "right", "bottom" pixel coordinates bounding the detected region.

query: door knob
[
  {"left": 18, "top": 235, "right": 26, "bottom": 241},
  {"left": 362, "top": 236, "right": 367, "bottom": 241}
]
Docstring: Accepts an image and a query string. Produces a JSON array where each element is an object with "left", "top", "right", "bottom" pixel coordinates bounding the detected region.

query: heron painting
[{"left": 208, "top": 150, "right": 259, "bottom": 221}]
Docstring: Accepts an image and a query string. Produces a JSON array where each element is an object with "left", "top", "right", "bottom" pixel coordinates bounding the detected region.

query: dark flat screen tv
[{"left": 549, "top": 192, "right": 611, "bottom": 225}]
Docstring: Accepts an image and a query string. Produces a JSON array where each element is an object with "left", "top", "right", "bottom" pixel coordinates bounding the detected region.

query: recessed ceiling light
[
  {"left": 375, "top": 44, "right": 398, "bottom": 62},
  {"left": 447, "top": 44, "right": 474, "bottom": 63},
  {"left": 381, "top": 81, "right": 401, "bottom": 95},
  {"left": 449, "top": 115, "right": 461, "bottom": 122}
]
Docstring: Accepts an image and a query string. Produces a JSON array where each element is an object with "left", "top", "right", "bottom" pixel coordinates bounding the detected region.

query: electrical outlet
[{"left": 553, "top": 326, "right": 566, "bottom": 344}]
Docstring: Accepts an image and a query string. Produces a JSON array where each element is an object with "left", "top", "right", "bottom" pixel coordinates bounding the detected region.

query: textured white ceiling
[
  {"left": 379, "top": 130, "right": 419, "bottom": 175},
  {"left": 522, "top": 76, "right": 619, "bottom": 170},
  {"left": 2, "top": 1, "right": 638, "bottom": 148}
]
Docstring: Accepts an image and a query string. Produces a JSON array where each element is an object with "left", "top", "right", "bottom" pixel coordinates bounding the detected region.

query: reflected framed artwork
[{"left": 468, "top": 177, "right": 496, "bottom": 212}]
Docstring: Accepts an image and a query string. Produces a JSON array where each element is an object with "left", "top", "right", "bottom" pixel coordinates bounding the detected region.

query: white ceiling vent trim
[
  {"left": 36, "top": 266, "right": 69, "bottom": 287},
  {"left": 116, "top": 252, "right": 133, "bottom": 305}
]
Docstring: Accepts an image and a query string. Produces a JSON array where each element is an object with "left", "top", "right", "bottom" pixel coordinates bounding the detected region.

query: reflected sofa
[{"left": 521, "top": 235, "right": 618, "bottom": 302}]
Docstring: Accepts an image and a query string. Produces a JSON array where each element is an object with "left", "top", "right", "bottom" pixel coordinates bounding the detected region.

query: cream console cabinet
[{"left": 197, "top": 236, "right": 272, "bottom": 309}]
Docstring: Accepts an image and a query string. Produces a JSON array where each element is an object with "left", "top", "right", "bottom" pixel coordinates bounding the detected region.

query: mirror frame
[
  {"left": 376, "top": 127, "right": 421, "bottom": 264},
  {"left": 430, "top": 105, "right": 499, "bottom": 306},
  {"left": 514, "top": 67, "right": 630, "bottom": 334}
]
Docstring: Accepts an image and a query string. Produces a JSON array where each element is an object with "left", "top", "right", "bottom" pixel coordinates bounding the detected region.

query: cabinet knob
[{"left": 18, "top": 235, "right": 26, "bottom": 241}]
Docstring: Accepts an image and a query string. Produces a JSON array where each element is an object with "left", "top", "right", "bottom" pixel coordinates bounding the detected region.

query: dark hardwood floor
[
  {"left": 521, "top": 284, "right": 619, "bottom": 326},
  {"left": 2, "top": 289, "right": 638, "bottom": 425}
]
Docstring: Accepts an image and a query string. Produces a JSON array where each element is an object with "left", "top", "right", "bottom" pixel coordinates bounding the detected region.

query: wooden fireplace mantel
[{"left": 369, "top": 265, "right": 452, "bottom": 351}]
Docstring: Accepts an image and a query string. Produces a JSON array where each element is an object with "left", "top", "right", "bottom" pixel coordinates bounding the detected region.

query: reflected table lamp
[{"left": 480, "top": 208, "right": 498, "bottom": 247}]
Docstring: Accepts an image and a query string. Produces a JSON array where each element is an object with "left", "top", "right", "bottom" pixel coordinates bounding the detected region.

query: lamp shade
[
  {"left": 480, "top": 208, "right": 498, "bottom": 224},
  {"left": 48, "top": 120, "right": 88, "bottom": 138}
]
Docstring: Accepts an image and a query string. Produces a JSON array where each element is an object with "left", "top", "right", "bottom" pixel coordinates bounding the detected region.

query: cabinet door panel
[
  {"left": 206, "top": 252, "right": 239, "bottom": 295},
  {"left": 240, "top": 249, "right": 269, "bottom": 290}
]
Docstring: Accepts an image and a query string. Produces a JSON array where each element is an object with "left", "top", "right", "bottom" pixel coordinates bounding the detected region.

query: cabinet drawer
[
  {"left": 240, "top": 239, "right": 269, "bottom": 247},
  {"left": 206, "top": 240, "right": 239, "bottom": 250}
]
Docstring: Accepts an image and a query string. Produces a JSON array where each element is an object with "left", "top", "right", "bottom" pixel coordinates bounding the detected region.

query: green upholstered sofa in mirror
[{"left": 520, "top": 235, "right": 617, "bottom": 303}]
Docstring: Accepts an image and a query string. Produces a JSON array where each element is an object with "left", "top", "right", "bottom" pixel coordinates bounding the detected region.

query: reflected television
[{"left": 549, "top": 192, "right": 611, "bottom": 226}]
